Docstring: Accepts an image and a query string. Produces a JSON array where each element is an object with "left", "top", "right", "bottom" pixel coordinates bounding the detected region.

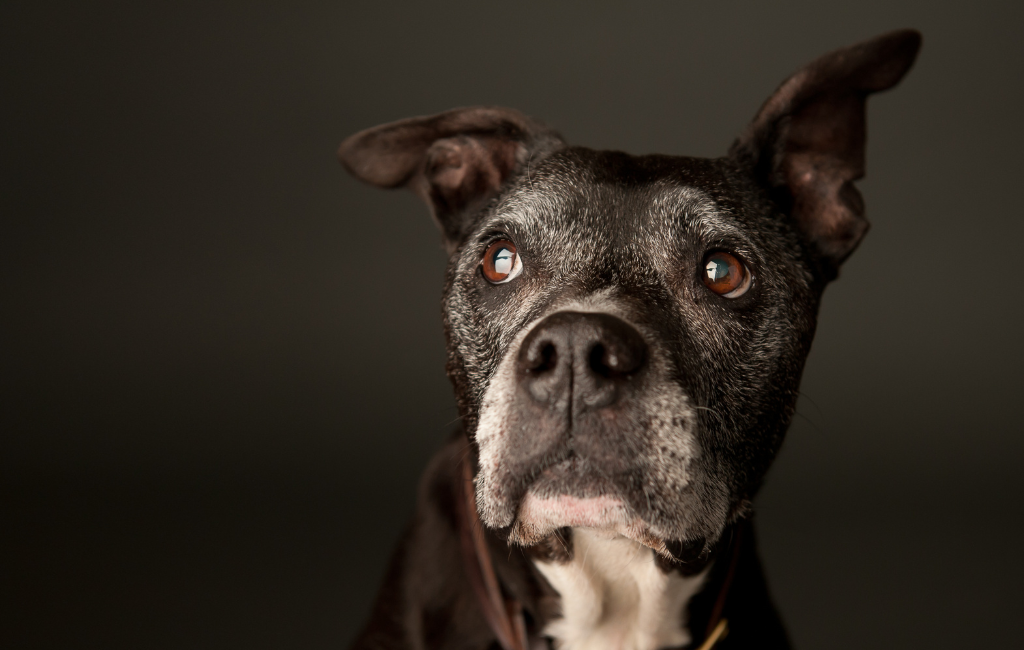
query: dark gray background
[{"left": 3, "top": 1, "right": 1022, "bottom": 648}]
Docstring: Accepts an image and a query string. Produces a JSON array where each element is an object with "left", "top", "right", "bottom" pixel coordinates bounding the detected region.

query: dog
[{"left": 338, "top": 29, "right": 920, "bottom": 650}]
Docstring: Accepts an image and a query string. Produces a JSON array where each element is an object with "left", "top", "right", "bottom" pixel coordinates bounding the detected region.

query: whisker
[
  {"left": 793, "top": 409, "right": 824, "bottom": 435},
  {"left": 442, "top": 414, "right": 466, "bottom": 428},
  {"left": 797, "top": 390, "right": 826, "bottom": 421}
]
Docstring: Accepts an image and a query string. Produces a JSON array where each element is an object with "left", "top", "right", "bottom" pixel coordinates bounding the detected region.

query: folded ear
[
  {"left": 339, "top": 106, "right": 564, "bottom": 249},
  {"left": 729, "top": 29, "right": 921, "bottom": 275}
]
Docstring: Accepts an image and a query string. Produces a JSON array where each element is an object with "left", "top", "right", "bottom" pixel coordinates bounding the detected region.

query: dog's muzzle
[{"left": 476, "top": 308, "right": 701, "bottom": 545}]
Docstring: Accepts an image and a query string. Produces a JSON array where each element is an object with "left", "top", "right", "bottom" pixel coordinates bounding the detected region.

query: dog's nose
[{"left": 517, "top": 311, "right": 647, "bottom": 410}]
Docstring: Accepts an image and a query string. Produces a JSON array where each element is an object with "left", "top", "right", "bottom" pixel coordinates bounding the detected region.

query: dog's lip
[
  {"left": 517, "top": 456, "right": 628, "bottom": 522},
  {"left": 516, "top": 490, "right": 671, "bottom": 555},
  {"left": 506, "top": 456, "right": 675, "bottom": 555},
  {"left": 518, "top": 492, "right": 627, "bottom": 530}
]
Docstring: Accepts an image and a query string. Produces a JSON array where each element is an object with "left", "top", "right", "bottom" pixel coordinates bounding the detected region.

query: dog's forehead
[{"left": 480, "top": 148, "right": 750, "bottom": 271}]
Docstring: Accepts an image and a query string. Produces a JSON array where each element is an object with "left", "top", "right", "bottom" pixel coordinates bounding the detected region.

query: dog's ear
[
  {"left": 339, "top": 106, "right": 564, "bottom": 250},
  {"left": 730, "top": 29, "right": 921, "bottom": 275}
]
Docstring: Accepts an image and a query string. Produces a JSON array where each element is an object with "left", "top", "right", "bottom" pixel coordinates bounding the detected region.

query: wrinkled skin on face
[{"left": 442, "top": 149, "right": 821, "bottom": 553}]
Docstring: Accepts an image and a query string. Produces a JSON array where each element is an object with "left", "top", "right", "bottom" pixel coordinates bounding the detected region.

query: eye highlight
[
  {"left": 702, "top": 252, "right": 751, "bottom": 298},
  {"left": 482, "top": 239, "right": 523, "bottom": 284}
]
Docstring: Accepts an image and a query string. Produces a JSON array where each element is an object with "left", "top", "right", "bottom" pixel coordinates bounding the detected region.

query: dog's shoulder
[
  {"left": 352, "top": 435, "right": 560, "bottom": 650},
  {"left": 349, "top": 435, "right": 491, "bottom": 650}
]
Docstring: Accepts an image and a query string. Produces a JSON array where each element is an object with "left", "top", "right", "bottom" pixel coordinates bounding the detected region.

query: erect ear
[
  {"left": 729, "top": 29, "right": 921, "bottom": 276},
  {"left": 339, "top": 106, "right": 564, "bottom": 250}
]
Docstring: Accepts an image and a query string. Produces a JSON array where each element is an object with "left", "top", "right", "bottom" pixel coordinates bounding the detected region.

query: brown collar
[{"left": 454, "top": 452, "right": 739, "bottom": 650}]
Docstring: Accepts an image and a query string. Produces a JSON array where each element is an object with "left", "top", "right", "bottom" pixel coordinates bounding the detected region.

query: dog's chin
[
  {"left": 520, "top": 492, "right": 627, "bottom": 531},
  {"left": 506, "top": 462, "right": 674, "bottom": 556},
  {"left": 511, "top": 492, "right": 671, "bottom": 557}
]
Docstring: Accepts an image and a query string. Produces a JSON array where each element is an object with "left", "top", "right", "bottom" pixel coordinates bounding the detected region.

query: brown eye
[
  {"left": 482, "top": 240, "right": 522, "bottom": 284},
  {"left": 702, "top": 252, "right": 751, "bottom": 298}
]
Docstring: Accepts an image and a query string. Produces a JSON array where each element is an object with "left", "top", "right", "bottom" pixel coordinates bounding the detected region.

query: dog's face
[
  {"left": 443, "top": 150, "right": 818, "bottom": 551},
  {"left": 340, "top": 31, "right": 919, "bottom": 557}
]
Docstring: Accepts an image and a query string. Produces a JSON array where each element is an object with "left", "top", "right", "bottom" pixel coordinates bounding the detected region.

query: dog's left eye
[
  {"left": 702, "top": 252, "right": 751, "bottom": 298},
  {"left": 482, "top": 240, "right": 523, "bottom": 284}
]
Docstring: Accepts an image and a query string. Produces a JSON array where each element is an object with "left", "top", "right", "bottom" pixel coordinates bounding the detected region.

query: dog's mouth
[
  {"left": 508, "top": 457, "right": 672, "bottom": 556},
  {"left": 519, "top": 492, "right": 626, "bottom": 530}
]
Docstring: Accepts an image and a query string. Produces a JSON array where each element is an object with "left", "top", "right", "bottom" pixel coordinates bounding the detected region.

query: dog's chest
[{"left": 533, "top": 529, "right": 709, "bottom": 650}]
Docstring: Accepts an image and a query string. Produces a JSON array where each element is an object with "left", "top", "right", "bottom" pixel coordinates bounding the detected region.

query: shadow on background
[{"left": 3, "top": 2, "right": 1022, "bottom": 648}]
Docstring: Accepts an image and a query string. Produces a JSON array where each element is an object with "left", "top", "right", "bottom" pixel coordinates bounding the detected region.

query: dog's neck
[{"left": 533, "top": 528, "right": 711, "bottom": 650}]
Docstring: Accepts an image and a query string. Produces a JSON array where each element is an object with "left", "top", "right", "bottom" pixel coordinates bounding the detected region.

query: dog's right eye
[
  {"left": 702, "top": 251, "right": 751, "bottom": 298},
  {"left": 482, "top": 240, "right": 523, "bottom": 284}
]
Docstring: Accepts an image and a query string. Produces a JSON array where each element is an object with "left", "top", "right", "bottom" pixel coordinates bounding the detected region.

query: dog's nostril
[
  {"left": 525, "top": 341, "right": 558, "bottom": 372},
  {"left": 588, "top": 344, "right": 612, "bottom": 377},
  {"left": 588, "top": 340, "right": 644, "bottom": 377}
]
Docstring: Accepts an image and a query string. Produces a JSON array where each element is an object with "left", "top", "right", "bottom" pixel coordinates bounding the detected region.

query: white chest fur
[{"left": 533, "top": 529, "right": 710, "bottom": 650}]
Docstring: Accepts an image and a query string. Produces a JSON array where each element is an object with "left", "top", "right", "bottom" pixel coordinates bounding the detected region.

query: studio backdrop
[{"left": 3, "top": 2, "right": 1022, "bottom": 649}]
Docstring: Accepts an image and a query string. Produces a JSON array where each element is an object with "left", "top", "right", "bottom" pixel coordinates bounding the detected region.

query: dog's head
[{"left": 340, "top": 31, "right": 919, "bottom": 557}]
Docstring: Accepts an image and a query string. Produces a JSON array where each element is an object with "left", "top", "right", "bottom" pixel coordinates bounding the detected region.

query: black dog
[{"left": 339, "top": 30, "right": 920, "bottom": 650}]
